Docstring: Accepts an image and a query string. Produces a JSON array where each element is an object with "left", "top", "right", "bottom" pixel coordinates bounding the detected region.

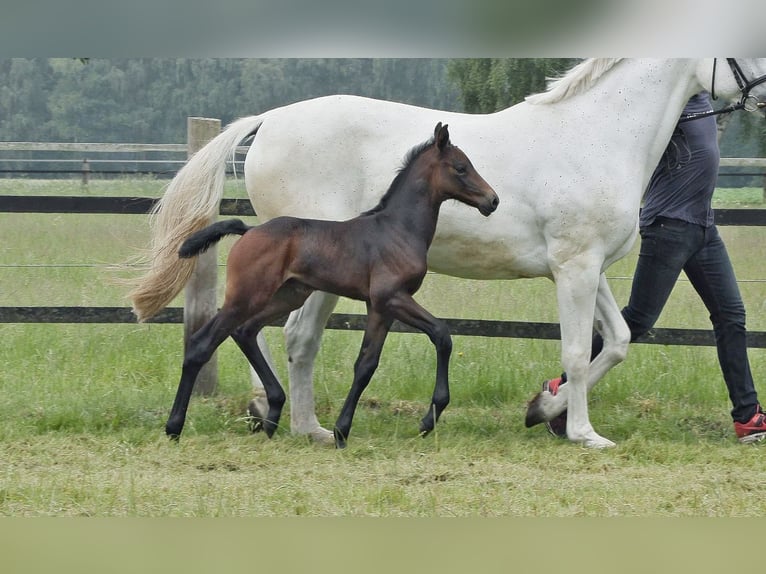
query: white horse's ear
[{"left": 435, "top": 122, "right": 450, "bottom": 151}]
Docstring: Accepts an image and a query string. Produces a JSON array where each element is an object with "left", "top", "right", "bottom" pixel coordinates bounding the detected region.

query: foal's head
[{"left": 426, "top": 122, "right": 499, "bottom": 217}]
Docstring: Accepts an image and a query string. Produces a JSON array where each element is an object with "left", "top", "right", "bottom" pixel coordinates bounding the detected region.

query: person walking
[{"left": 538, "top": 92, "right": 766, "bottom": 443}]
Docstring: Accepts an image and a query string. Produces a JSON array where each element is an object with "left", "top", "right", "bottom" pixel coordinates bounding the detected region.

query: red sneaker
[
  {"left": 734, "top": 407, "right": 766, "bottom": 444},
  {"left": 541, "top": 378, "right": 567, "bottom": 438}
]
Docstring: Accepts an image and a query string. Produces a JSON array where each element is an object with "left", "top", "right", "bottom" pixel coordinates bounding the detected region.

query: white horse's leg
[
  {"left": 590, "top": 273, "right": 632, "bottom": 383},
  {"left": 528, "top": 274, "right": 630, "bottom": 431},
  {"left": 552, "top": 264, "right": 615, "bottom": 448},
  {"left": 284, "top": 291, "right": 340, "bottom": 444}
]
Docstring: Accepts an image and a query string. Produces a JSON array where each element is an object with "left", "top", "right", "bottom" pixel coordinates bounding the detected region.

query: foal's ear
[{"left": 435, "top": 122, "right": 450, "bottom": 152}]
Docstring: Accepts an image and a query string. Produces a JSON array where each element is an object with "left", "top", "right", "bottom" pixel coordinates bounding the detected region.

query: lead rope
[{"left": 680, "top": 58, "right": 765, "bottom": 123}]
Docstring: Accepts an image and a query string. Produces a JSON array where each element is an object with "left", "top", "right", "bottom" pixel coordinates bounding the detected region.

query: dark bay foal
[{"left": 167, "top": 123, "right": 499, "bottom": 447}]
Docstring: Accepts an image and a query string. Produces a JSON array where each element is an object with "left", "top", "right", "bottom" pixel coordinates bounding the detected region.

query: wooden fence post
[
  {"left": 185, "top": 117, "right": 221, "bottom": 396},
  {"left": 81, "top": 158, "right": 90, "bottom": 186}
]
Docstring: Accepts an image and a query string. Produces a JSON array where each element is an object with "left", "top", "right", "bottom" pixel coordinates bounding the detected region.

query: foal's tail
[
  {"left": 179, "top": 219, "right": 253, "bottom": 258},
  {"left": 127, "top": 115, "right": 266, "bottom": 322}
]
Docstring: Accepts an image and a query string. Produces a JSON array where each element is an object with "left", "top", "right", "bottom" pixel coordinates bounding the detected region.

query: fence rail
[
  {"left": 3, "top": 194, "right": 766, "bottom": 346},
  {"left": 5, "top": 306, "right": 766, "bottom": 348},
  {"left": 0, "top": 141, "right": 249, "bottom": 178},
  {"left": 1, "top": 194, "right": 763, "bottom": 224},
  {"left": 0, "top": 195, "right": 256, "bottom": 216}
]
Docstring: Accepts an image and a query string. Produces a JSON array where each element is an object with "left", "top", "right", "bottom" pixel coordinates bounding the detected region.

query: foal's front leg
[
  {"left": 386, "top": 293, "right": 452, "bottom": 436},
  {"left": 333, "top": 309, "right": 393, "bottom": 449}
]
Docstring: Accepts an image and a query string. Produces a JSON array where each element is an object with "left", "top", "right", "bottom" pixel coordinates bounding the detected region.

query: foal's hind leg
[
  {"left": 166, "top": 309, "right": 243, "bottom": 439},
  {"left": 246, "top": 331, "right": 276, "bottom": 432},
  {"left": 236, "top": 285, "right": 314, "bottom": 438},
  {"left": 232, "top": 320, "right": 286, "bottom": 438}
]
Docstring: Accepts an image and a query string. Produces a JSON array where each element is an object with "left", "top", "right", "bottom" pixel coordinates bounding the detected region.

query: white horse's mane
[{"left": 525, "top": 58, "right": 623, "bottom": 105}]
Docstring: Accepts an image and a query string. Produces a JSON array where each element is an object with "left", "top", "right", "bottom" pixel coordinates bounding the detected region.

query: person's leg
[
  {"left": 620, "top": 218, "right": 704, "bottom": 339},
  {"left": 683, "top": 225, "right": 759, "bottom": 423}
]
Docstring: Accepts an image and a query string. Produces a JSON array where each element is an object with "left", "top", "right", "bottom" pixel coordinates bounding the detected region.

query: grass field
[{"left": 1, "top": 178, "right": 766, "bottom": 517}]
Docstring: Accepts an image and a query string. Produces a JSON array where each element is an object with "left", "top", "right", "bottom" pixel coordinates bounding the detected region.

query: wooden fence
[
  {"left": 3, "top": 197, "right": 766, "bottom": 346},
  {"left": 3, "top": 119, "right": 766, "bottom": 393}
]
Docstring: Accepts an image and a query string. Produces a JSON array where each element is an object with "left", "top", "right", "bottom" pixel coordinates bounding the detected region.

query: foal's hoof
[
  {"left": 263, "top": 421, "right": 279, "bottom": 439},
  {"left": 333, "top": 429, "right": 347, "bottom": 449},
  {"left": 308, "top": 427, "right": 336, "bottom": 446},
  {"left": 165, "top": 422, "right": 182, "bottom": 441},
  {"left": 419, "top": 414, "right": 436, "bottom": 437}
]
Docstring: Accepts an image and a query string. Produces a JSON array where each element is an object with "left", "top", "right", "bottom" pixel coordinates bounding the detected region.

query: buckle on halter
[{"left": 743, "top": 94, "right": 765, "bottom": 112}]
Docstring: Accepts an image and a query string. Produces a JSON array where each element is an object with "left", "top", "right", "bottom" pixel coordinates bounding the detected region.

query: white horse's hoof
[
  {"left": 525, "top": 390, "right": 562, "bottom": 427},
  {"left": 580, "top": 435, "right": 616, "bottom": 449},
  {"left": 307, "top": 427, "right": 335, "bottom": 446},
  {"left": 249, "top": 397, "right": 335, "bottom": 445}
]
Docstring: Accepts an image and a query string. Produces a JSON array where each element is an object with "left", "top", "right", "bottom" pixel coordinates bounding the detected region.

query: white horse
[{"left": 130, "top": 59, "right": 766, "bottom": 448}]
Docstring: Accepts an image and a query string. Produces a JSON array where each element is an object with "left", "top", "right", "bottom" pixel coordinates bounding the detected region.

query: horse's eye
[{"left": 454, "top": 165, "right": 467, "bottom": 176}]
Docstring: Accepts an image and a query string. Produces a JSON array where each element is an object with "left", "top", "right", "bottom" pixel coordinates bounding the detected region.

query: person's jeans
[{"left": 591, "top": 217, "right": 759, "bottom": 422}]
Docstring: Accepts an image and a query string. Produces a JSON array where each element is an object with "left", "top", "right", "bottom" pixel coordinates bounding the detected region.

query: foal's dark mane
[{"left": 359, "top": 137, "right": 436, "bottom": 217}]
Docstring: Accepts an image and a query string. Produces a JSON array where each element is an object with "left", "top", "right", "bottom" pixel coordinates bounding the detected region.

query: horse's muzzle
[{"left": 479, "top": 194, "right": 500, "bottom": 216}]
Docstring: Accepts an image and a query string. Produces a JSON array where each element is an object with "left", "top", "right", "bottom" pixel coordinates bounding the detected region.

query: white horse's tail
[{"left": 128, "top": 115, "right": 265, "bottom": 322}]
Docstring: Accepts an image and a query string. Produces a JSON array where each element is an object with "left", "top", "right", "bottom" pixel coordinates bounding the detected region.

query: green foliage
[
  {"left": 446, "top": 58, "right": 579, "bottom": 113},
  {"left": 718, "top": 111, "right": 766, "bottom": 187}
]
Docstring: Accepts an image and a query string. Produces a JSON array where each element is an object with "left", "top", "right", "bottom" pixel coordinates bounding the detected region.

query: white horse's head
[{"left": 695, "top": 58, "right": 766, "bottom": 112}]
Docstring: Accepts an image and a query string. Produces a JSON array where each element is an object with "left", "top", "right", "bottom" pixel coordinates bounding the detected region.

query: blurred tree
[
  {"left": 446, "top": 58, "right": 579, "bottom": 113},
  {"left": 0, "top": 58, "right": 459, "bottom": 143},
  {"left": 0, "top": 58, "right": 55, "bottom": 141},
  {"left": 1, "top": 57, "right": 762, "bottom": 188}
]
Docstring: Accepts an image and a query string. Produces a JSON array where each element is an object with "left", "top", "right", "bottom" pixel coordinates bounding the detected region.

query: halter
[{"left": 679, "top": 58, "right": 766, "bottom": 123}]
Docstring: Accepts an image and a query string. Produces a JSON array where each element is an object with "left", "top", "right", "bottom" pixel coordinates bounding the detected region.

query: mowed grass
[{"left": 1, "top": 178, "right": 766, "bottom": 517}]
